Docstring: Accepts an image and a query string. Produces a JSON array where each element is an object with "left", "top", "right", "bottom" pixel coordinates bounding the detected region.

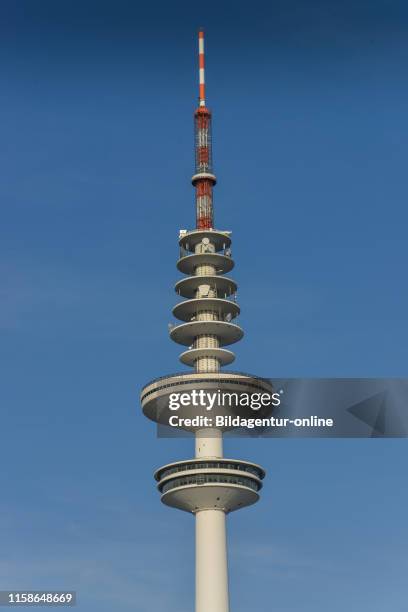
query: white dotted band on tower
[{"left": 141, "top": 29, "right": 275, "bottom": 612}]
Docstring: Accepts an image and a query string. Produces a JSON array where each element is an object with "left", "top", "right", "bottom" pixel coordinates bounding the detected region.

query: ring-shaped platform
[
  {"left": 179, "top": 347, "right": 235, "bottom": 367},
  {"left": 172, "top": 298, "right": 240, "bottom": 322},
  {"left": 177, "top": 253, "right": 234, "bottom": 275},
  {"left": 179, "top": 230, "right": 231, "bottom": 253},
  {"left": 170, "top": 321, "right": 243, "bottom": 346},
  {"left": 175, "top": 275, "right": 237, "bottom": 299}
]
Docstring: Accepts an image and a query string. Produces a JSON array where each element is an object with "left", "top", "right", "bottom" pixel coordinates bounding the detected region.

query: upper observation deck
[{"left": 141, "top": 371, "right": 276, "bottom": 430}]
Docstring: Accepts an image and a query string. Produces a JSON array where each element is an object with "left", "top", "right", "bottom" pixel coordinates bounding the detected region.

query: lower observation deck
[
  {"left": 154, "top": 458, "right": 265, "bottom": 513},
  {"left": 141, "top": 371, "right": 275, "bottom": 430}
]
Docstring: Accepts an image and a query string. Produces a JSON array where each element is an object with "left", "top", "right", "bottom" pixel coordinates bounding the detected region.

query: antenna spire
[{"left": 198, "top": 30, "right": 206, "bottom": 106}]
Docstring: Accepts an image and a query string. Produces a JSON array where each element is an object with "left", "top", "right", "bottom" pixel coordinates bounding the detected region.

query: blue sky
[{"left": 1, "top": 1, "right": 407, "bottom": 610}]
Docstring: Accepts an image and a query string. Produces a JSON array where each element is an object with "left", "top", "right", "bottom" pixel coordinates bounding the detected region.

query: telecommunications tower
[{"left": 141, "top": 30, "right": 274, "bottom": 612}]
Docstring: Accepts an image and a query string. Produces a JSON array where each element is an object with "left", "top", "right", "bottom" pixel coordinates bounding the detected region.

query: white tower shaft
[
  {"left": 194, "top": 312, "right": 228, "bottom": 612},
  {"left": 196, "top": 509, "right": 229, "bottom": 612},
  {"left": 195, "top": 428, "right": 223, "bottom": 458}
]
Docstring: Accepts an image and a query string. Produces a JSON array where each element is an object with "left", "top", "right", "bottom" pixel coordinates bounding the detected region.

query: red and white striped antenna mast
[
  {"left": 198, "top": 29, "right": 206, "bottom": 106},
  {"left": 192, "top": 29, "right": 217, "bottom": 230}
]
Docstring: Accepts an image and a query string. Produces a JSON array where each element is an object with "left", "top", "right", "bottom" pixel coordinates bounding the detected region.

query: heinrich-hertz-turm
[{"left": 140, "top": 30, "right": 275, "bottom": 612}]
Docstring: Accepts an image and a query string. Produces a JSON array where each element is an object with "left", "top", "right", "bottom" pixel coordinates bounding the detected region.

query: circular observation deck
[
  {"left": 172, "top": 298, "right": 240, "bottom": 323},
  {"left": 175, "top": 275, "right": 237, "bottom": 299},
  {"left": 177, "top": 253, "right": 234, "bottom": 275},
  {"left": 179, "top": 347, "right": 235, "bottom": 367},
  {"left": 140, "top": 371, "right": 275, "bottom": 430},
  {"left": 154, "top": 458, "right": 265, "bottom": 513},
  {"left": 179, "top": 230, "right": 231, "bottom": 253},
  {"left": 170, "top": 320, "right": 243, "bottom": 346}
]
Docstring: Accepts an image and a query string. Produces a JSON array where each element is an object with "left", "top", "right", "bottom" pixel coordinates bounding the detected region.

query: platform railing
[{"left": 141, "top": 371, "right": 273, "bottom": 391}]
